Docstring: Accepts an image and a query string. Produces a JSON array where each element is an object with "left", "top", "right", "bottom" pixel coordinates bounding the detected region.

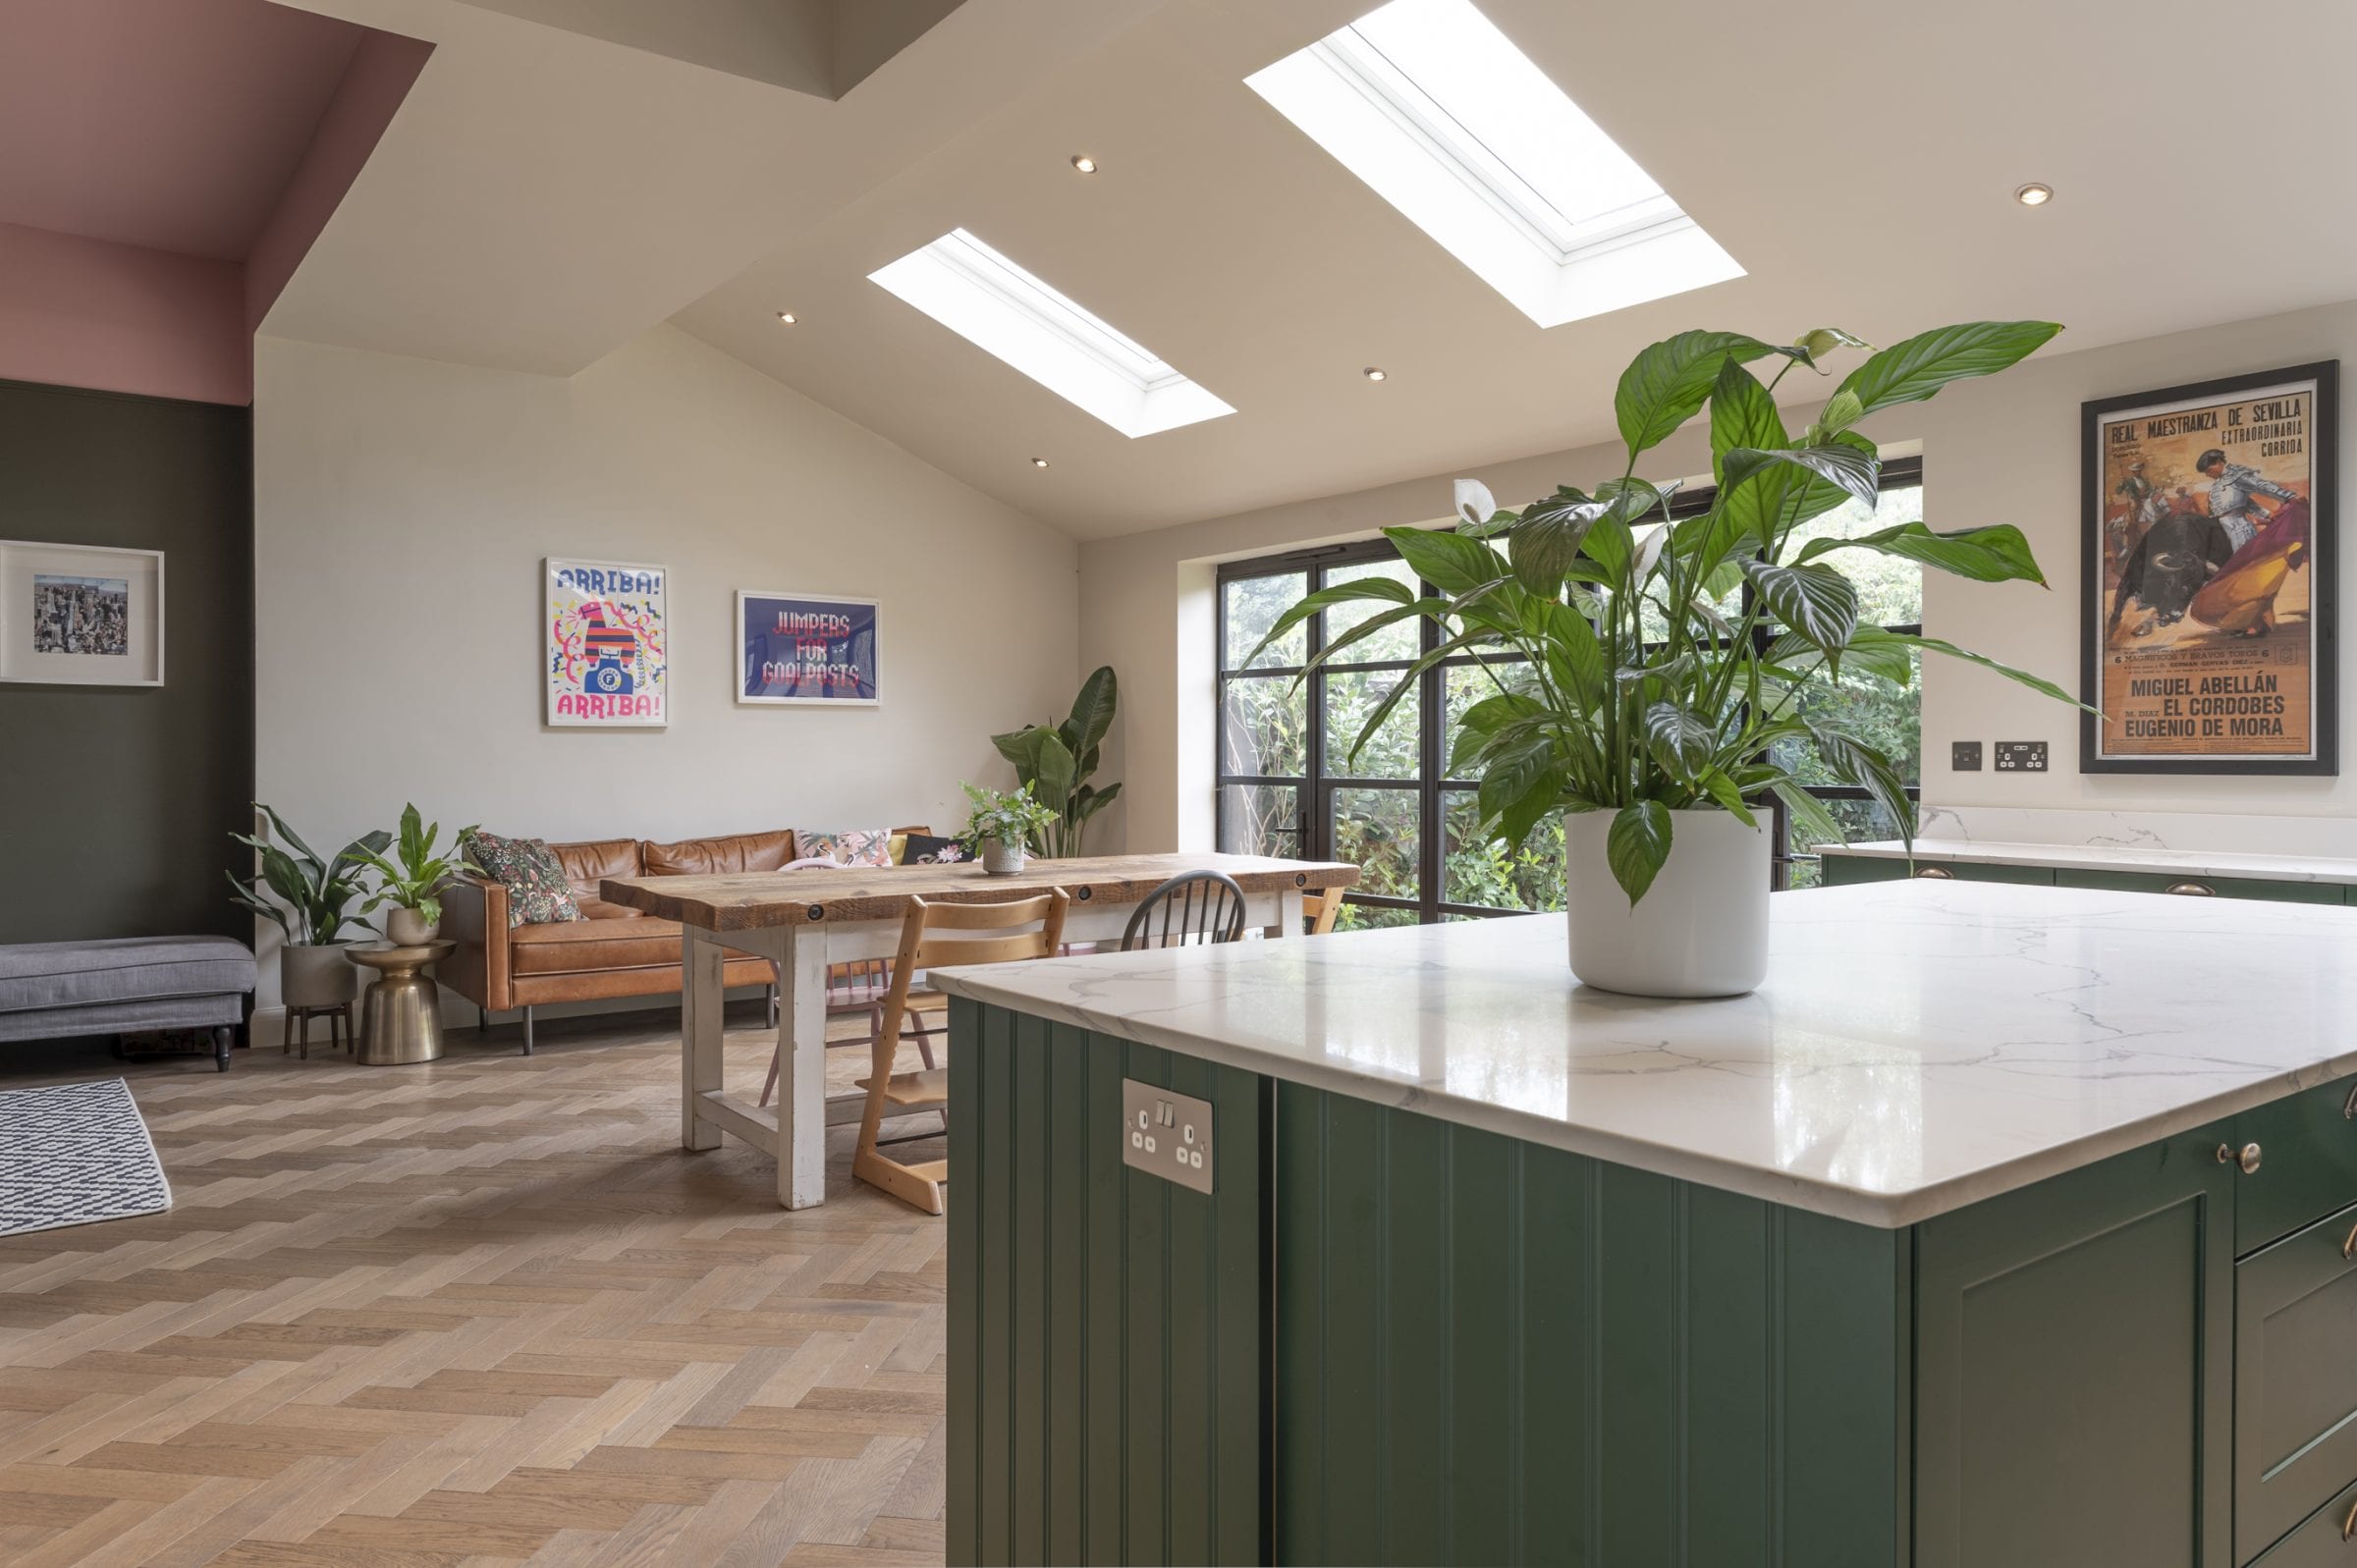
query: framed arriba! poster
[
  {"left": 2081, "top": 361, "right": 2337, "bottom": 775},
  {"left": 737, "top": 590, "right": 878, "bottom": 705},
  {"left": 546, "top": 558, "right": 668, "bottom": 727}
]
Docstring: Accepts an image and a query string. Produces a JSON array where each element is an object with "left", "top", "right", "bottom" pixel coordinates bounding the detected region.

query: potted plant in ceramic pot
[
  {"left": 959, "top": 782, "right": 1062, "bottom": 876},
  {"left": 225, "top": 804, "right": 391, "bottom": 1008},
  {"left": 1248, "top": 321, "right": 2078, "bottom": 998},
  {"left": 358, "top": 803, "right": 473, "bottom": 946}
]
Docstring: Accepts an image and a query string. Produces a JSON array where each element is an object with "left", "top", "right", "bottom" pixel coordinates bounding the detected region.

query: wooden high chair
[{"left": 854, "top": 888, "right": 1069, "bottom": 1215}]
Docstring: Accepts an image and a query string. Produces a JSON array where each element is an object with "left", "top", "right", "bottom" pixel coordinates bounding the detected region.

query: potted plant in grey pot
[
  {"left": 959, "top": 782, "right": 1062, "bottom": 876},
  {"left": 358, "top": 803, "right": 472, "bottom": 946},
  {"left": 226, "top": 804, "right": 390, "bottom": 1008},
  {"left": 1248, "top": 320, "right": 2078, "bottom": 998}
]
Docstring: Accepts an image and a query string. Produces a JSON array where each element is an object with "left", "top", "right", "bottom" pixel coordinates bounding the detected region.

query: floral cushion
[
  {"left": 795, "top": 829, "right": 892, "bottom": 868},
  {"left": 897, "top": 833, "right": 968, "bottom": 866},
  {"left": 464, "top": 830, "right": 583, "bottom": 927}
]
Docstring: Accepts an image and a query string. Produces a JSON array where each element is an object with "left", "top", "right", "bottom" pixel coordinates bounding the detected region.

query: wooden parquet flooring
[{"left": 0, "top": 1006, "right": 951, "bottom": 1567}]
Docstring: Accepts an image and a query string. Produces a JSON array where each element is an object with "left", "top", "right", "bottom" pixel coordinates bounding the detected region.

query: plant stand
[{"left": 284, "top": 1002, "right": 354, "bottom": 1060}]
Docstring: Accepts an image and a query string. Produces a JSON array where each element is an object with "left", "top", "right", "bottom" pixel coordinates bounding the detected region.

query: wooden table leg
[
  {"left": 1274, "top": 889, "right": 1303, "bottom": 937},
  {"left": 681, "top": 926, "right": 724, "bottom": 1153},
  {"left": 776, "top": 929, "right": 828, "bottom": 1210}
]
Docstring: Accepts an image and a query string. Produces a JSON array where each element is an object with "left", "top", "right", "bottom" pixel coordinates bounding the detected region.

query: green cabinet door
[
  {"left": 2054, "top": 868, "right": 2347, "bottom": 904},
  {"left": 1915, "top": 1126, "right": 2235, "bottom": 1568},
  {"left": 2234, "top": 1199, "right": 2357, "bottom": 1562}
]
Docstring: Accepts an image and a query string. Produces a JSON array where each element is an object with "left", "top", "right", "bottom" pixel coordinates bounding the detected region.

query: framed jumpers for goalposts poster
[
  {"left": 2081, "top": 361, "right": 2336, "bottom": 775},
  {"left": 737, "top": 590, "right": 879, "bottom": 705}
]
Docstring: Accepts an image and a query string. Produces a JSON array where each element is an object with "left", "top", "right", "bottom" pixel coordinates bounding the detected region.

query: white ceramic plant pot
[
  {"left": 980, "top": 838, "right": 1027, "bottom": 876},
  {"left": 385, "top": 907, "right": 440, "bottom": 946},
  {"left": 1563, "top": 809, "right": 1770, "bottom": 999},
  {"left": 282, "top": 942, "right": 360, "bottom": 1008}
]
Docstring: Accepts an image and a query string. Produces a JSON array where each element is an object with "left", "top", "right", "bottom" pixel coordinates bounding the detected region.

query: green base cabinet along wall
[
  {"left": 1820, "top": 856, "right": 2056, "bottom": 889},
  {"left": 950, "top": 1000, "right": 2357, "bottom": 1565}
]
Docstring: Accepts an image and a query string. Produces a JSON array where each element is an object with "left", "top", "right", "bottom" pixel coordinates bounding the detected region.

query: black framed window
[{"left": 1214, "top": 462, "right": 1924, "bottom": 922}]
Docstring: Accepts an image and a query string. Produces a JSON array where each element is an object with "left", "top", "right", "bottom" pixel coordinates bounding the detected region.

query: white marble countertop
[
  {"left": 928, "top": 883, "right": 2357, "bottom": 1228},
  {"left": 1821, "top": 837, "right": 2357, "bottom": 884}
]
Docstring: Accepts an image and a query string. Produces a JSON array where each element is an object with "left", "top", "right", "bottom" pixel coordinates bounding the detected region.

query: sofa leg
[
  {"left": 212, "top": 1025, "right": 233, "bottom": 1072},
  {"left": 521, "top": 1005, "right": 534, "bottom": 1056},
  {"left": 478, "top": 1006, "right": 489, "bottom": 1032}
]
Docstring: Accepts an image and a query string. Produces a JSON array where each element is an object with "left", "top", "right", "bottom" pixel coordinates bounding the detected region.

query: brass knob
[
  {"left": 1915, "top": 866, "right": 1955, "bottom": 880},
  {"left": 2165, "top": 881, "right": 2217, "bottom": 896},
  {"left": 2217, "top": 1142, "right": 2263, "bottom": 1174}
]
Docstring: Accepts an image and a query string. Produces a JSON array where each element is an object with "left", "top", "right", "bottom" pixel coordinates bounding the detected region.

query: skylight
[
  {"left": 868, "top": 230, "right": 1234, "bottom": 439},
  {"left": 1246, "top": 0, "right": 1741, "bottom": 328}
]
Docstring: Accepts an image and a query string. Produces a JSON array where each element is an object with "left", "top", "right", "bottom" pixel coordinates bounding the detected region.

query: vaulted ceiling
[{"left": 258, "top": 0, "right": 2357, "bottom": 538}]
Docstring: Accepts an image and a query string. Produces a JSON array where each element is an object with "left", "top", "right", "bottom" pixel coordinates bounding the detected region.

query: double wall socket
[{"left": 1121, "top": 1078, "right": 1214, "bottom": 1195}]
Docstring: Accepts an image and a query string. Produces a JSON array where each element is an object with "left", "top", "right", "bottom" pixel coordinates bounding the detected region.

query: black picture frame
[{"left": 2079, "top": 360, "right": 2337, "bottom": 776}]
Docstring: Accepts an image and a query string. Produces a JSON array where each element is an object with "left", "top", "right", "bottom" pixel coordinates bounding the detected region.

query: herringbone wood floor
[{"left": 0, "top": 1004, "right": 951, "bottom": 1567}]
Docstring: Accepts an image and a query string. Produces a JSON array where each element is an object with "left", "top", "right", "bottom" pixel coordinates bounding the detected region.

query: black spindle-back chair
[{"left": 1120, "top": 870, "right": 1249, "bottom": 951}]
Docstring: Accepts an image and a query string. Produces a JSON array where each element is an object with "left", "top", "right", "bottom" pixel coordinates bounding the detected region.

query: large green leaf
[
  {"left": 254, "top": 802, "right": 324, "bottom": 876},
  {"left": 1616, "top": 331, "right": 1774, "bottom": 456},
  {"left": 1835, "top": 320, "right": 2062, "bottom": 416},
  {"left": 1795, "top": 520, "right": 2048, "bottom": 585},
  {"left": 1806, "top": 727, "right": 1916, "bottom": 843},
  {"left": 1879, "top": 630, "right": 2092, "bottom": 710},
  {"left": 1237, "top": 577, "right": 1414, "bottom": 670},
  {"left": 1741, "top": 559, "right": 1858, "bottom": 654},
  {"left": 1065, "top": 665, "right": 1118, "bottom": 755},
  {"left": 1766, "top": 624, "right": 1916, "bottom": 687},
  {"left": 1384, "top": 526, "right": 1508, "bottom": 596},
  {"left": 1721, "top": 440, "right": 1880, "bottom": 512},
  {"left": 1771, "top": 780, "right": 1848, "bottom": 855},
  {"left": 1477, "top": 736, "right": 1557, "bottom": 824},
  {"left": 1507, "top": 491, "right": 1611, "bottom": 594},
  {"left": 1643, "top": 701, "right": 1716, "bottom": 780},
  {"left": 1605, "top": 800, "right": 1674, "bottom": 904},
  {"left": 1030, "top": 732, "right": 1076, "bottom": 813}
]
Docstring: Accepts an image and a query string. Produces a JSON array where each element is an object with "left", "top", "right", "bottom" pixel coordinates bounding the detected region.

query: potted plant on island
[
  {"left": 1248, "top": 320, "right": 2078, "bottom": 999},
  {"left": 959, "top": 782, "right": 1063, "bottom": 876},
  {"left": 225, "top": 804, "right": 391, "bottom": 1008},
  {"left": 358, "top": 803, "right": 473, "bottom": 946},
  {"left": 991, "top": 665, "right": 1124, "bottom": 857}
]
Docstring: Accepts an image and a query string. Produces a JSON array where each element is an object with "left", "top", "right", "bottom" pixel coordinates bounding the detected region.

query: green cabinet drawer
[
  {"left": 1820, "top": 853, "right": 1906, "bottom": 886},
  {"left": 2235, "top": 1077, "right": 2357, "bottom": 1256},
  {"left": 1906, "top": 860, "right": 2057, "bottom": 887},
  {"left": 2054, "top": 869, "right": 2347, "bottom": 904},
  {"left": 2249, "top": 1477, "right": 2357, "bottom": 1566},
  {"left": 2237, "top": 1199, "right": 2357, "bottom": 1563}
]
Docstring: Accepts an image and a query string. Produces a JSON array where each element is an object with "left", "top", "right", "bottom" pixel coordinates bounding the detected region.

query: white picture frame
[
  {"left": 736, "top": 588, "right": 881, "bottom": 707},
  {"left": 546, "top": 557, "right": 669, "bottom": 728},
  {"left": 0, "top": 540, "right": 165, "bottom": 687}
]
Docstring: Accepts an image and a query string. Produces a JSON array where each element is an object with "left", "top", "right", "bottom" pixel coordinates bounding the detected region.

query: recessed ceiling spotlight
[
  {"left": 775, "top": 310, "right": 797, "bottom": 324},
  {"left": 1070, "top": 154, "right": 1098, "bottom": 174},
  {"left": 2013, "top": 182, "right": 2054, "bottom": 207},
  {"left": 1363, "top": 366, "right": 1388, "bottom": 382},
  {"left": 1030, "top": 457, "right": 1051, "bottom": 468}
]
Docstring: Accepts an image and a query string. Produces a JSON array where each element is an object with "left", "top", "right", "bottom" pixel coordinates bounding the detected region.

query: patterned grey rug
[{"left": 0, "top": 1078, "right": 172, "bottom": 1238}]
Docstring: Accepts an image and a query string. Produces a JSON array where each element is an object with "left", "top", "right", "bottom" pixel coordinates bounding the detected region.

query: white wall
[
  {"left": 1081, "top": 297, "right": 2357, "bottom": 853},
  {"left": 254, "top": 323, "right": 1079, "bottom": 1009}
]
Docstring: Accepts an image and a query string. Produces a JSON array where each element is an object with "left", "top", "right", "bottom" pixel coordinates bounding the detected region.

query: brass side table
[{"left": 349, "top": 940, "right": 457, "bottom": 1065}]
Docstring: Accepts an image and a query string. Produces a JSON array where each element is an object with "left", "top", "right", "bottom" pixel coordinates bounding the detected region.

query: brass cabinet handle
[
  {"left": 2342, "top": 1079, "right": 2357, "bottom": 1120},
  {"left": 2165, "top": 880, "right": 2217, "bottom": 896},
  {"left": 2341, "top": 1219, "right": 2357, "bottom": 1262},
  {"left": 2217, "top": 1142, "right": 2263, "bottom": 1174},
  {"left": 2342, "top": 1496, "right": 2357, "bottom": 1541},
  {"left": 1915, "top": 866, "right": 1955, "bottom": 880}
]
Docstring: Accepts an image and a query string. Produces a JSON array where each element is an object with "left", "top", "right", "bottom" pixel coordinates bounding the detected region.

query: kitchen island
[{"left": 931, "top": 881, "right": 2357, "bottom": 1567}]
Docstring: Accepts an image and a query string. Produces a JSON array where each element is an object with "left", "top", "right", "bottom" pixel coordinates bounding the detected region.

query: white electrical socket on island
[{"left": 1122, "top": 1078, "right": 1214, "bottom": 1195}]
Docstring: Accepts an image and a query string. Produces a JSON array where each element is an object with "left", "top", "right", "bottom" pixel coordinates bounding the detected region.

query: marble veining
[{"left": 927, "top": 883, "right": 2357, "bottom": 1228}]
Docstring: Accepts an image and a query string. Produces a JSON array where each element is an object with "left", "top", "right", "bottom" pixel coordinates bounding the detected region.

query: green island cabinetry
[
  {"left": 945, "top": 1003, "right": 2357, "bottom": 1567},
  {"left": 1821, "top": 850, "right": 2355, "bottom": 904}
]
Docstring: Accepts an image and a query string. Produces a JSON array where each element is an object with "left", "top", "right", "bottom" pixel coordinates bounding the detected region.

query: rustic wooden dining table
[{"left": 602, "top": 851, "right": 1358, "bottom": 1209}]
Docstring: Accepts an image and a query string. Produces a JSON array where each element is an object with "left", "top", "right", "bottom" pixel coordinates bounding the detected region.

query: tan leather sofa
[{"left": 442, "top": 828, "right": 811, "bottom": 1054}]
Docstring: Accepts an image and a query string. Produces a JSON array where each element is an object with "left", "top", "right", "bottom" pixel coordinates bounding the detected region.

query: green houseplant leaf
[
  {"left": 1605, "top": 801, "right": 1674, "bottom": 903},
  {"left": 1836, "top": 321, "right": 2063, "bottom": 415},
  {"left": 1615, "top": 332, "right": 1774, "bottom": 457}
]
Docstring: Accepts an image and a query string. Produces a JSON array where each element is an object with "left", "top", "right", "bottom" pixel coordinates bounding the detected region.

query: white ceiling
[{"left": 269, "top": 0, "right": 2357, "bottom": 538}]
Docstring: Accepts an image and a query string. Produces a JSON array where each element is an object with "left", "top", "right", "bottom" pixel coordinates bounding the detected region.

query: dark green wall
[{"left": 0, "top": 379, "right": 252, "bottom": 944}]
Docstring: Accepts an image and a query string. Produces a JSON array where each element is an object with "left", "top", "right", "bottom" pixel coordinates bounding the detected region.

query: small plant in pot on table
[
  {"left": 1248, "top": 321, "right": 2081, "bottom": 999},
  {"left": 959, "top": 782, "right": 1062, "bottom": 876},
  {"left": 358, "top": 803, "right": 474, "bottom": 946},
  {"left": 225, "top": 804, "right": 391, "bottom": 1008}
]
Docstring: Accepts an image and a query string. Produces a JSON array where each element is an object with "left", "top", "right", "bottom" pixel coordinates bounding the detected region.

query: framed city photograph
[
  {"left": 546, "top": 557, "right": 668, "bottom": 727},
  {"left": 737, "top": 590, "right": 879, "bottom": 706},
  {"left": 0, "top": 540, "right": 164, "bottom": 687},
  {"left": 2080, "top": 361, "right": 2337, "bottom": 775}
]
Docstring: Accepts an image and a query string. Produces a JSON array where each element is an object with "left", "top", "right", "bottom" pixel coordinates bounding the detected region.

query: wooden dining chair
[
  {"left": 1121, "top": 870, "right": 1248, "bottom": 951},
  {"left": 1299, "top": 888, "right": 1343, "bottom": 936},
  {"left": 855, "top": 888, "right": 1069, "bottom": 1215}
]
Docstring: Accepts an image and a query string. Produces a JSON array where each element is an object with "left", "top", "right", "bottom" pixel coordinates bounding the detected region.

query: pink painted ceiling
[{"left": 0, "top": 0, "right": 371, "bottom": 261}]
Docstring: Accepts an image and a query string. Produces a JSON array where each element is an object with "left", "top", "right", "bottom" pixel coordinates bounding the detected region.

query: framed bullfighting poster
[{"left": 2081, "top": 362, "right": 2336, "bottom": 775}]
